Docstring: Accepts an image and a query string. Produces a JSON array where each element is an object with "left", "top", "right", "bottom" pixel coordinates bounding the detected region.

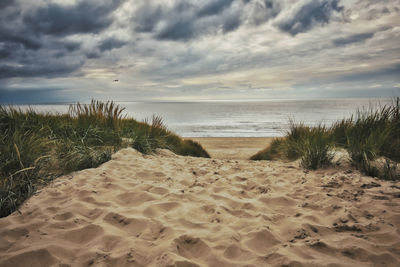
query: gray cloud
[
  {"left": 0, "top": 31, "right": 41, "bottom": 50},
  {"left": 196, "top": 0, "right": 235, "bottom": 17},
  {"left": 99, "top": 38, "right": 127, "bottom": 52},
  {"left": 338, "top": 63, "right": 400, "bottom": 83},
  {"left": 0, "top": 0, "right": 16, "bottom": 9},
  {"left": 333, "top": 32, "right": 375, "bottom": 46},
  {"left": 156, "top": 19, "right": 197, "bottom": 41},
  {"left": 277, "top": 0, "right": 344, "bottom": 35},
  {"left": 85, "top": 51, "right": 101, "bottom": 59},
  {"left": 134, "top": 3, "right": 164, "bottom": 33},
  {"left": 0, "top": 0, "right": 128, "bottom": 80},
  {"left": 64, "top": 41, "right": 81, "bottom": 52},
  {"left": 0, "top": 62, "right": 82, "bottom": 79},
  {"left": 134, "top": 0, "right": 345, "bottom": 41},
  {"left": 222, "top": 13, "right": 241, "bottom": 32},
  {"left": 1, "top": 0, "right": 399, "bottom": 103},
  {"left": 23, "top": 0, "right": 124, "bottom": 36},
  {"left": 134, "top": 0, "right": 247, "bottom": 41},
  {"left": 247, "top": 0, "right": 281, "bottom": 25}
]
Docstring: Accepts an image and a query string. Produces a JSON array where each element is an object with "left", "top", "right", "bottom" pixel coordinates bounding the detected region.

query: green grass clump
[
  {"left": 131, "top": 116, "right": 170, "bottom": 154},
  {"left": 330, "top": 97, "right": 400, "bottom": 179},
  {"left": 177, "top": 139, "right": 211, "bottom": 158},
  {"left": 68, "top": 99, "right": 126, "bottom": 129},
  {"left": 131, "top": 115, "right": 210, "bottom": 158},
  {"left": 251, "top": 139, "right": 286, "bottom": 160},
  {"left": 56, "top": 142, "right": 112, "bottom": 173},
  {"left": 252, "top": 123, "right": 333, "bottom": 170},
  {"left": 251, "top": 97, "right": 400, "bottom": 179},
  {"left": 0, "top": 128, "right": 50, "bottom": 217},
  {"left": 0, "top": 100, "right": 210, "bottom": 217},
  {"left": 294, "top": 126, "right": 334, "bottom": 170}
]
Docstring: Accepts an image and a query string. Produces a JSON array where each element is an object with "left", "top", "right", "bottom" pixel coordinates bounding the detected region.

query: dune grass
[
  {"left": 331, "top": 97, "right": 400, "bottom": 179},
  {"left": 0, "top": 100, "right": 209, "bottom": 217},
  {"left": 251, "top": 97, "right": 400, "bottom": 179},
  {"left": 251, "top": 123, "right": 333, "bottom": 169},
  {"left": 251, "top": 139, "right": 286, "bottom": 161}
]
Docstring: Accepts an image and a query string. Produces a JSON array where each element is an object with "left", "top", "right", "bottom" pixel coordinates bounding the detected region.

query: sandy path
[
  {"left": 0, "top": 148, "right": 399, "bottom": 266},
  {"left": 188, "top": 137, "right": 273, "bottom": 159}
]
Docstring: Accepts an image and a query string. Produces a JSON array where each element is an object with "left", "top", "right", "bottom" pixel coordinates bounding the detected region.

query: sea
[{"left": 25, "top": 98, "right": 391, "bottom": 137}]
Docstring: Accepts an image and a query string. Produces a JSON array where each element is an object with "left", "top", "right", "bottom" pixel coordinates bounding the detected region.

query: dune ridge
[{"left": 0, "top": 148, "right": 399, "bottom": 267}]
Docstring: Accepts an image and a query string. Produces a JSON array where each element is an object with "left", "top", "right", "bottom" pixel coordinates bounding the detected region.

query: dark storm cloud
[
  {"left": 134, "top": 0, "right": 246, "bottom": 41},
  {"left": 1, "top": 0, "right": 399, "bottom": 103},
  {"left": 0, "top": 31, "right": 42, "bottom": 50},
  {"left": 196, "top": 0, "right": 234, "bottom": 17},
  {"left": 0, "top": 43, "right": 15, "bottom": 59},
  {"left": 134, "top": 3, "right": 163, "bottom": 33},
  {"left": 133, "top": 1, "right": 197, "bottom": 40},
  {"left": 222, "top": 13, "right": 241, "bottom": 32},
  {"left": 0, "top": 0, "right": 16, "bottom": 9},
  {"left": 86, "top": 51, "right": 101, "bottom": 59},
  {"left": 332, "top": 32, "right": 375, "bottom": 46},
  {"left": 156, "top": 19, "right": 196, "bottom": 41},
  {"left": 64, "top": 41, "right": 81, "bottom": 52},
  {"left": 99, "top": 38, "right": 127, "bottom": 52},
  {"left": 23, "top": 0, "right": 125, "bottom": 36},
  {"left": 0, "top": 1, "right": 41, "bottom": 57},
  {"left": 0, "top": 62, "right": 82, "bottom": 79},
  {"left": 277, "top": 0, "right": 344, "bottom": 35},
  {"left": 131, "top": 0, "right": 285, "bottom": 41},
  {"left": 0, "top": 0, "right": 128, "bottom": 81}
]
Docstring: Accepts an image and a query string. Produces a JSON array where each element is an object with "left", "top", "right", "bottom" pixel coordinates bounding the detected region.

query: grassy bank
[
  {"left": 0, "top": 100, "right": 209, "bottom": 217},
  {"left": 251, "top": 97, "right": 400, "bottom": 180}
]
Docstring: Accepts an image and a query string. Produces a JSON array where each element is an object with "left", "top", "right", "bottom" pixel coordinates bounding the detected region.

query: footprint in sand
[
  {"left": 174, "top": 235, "right": 211, "bottom": 259},
  {"left": 0, "top": 248, "right": 57, "bottom": 267},
  {"left": 244, "top": 229, "right": 280, "bottom": 254},
  {"left": 63, "top": 224, "right": 103, "bottom": 244},
  {"left": 103, "top": 212, "right": 147, "bottom": 236}
]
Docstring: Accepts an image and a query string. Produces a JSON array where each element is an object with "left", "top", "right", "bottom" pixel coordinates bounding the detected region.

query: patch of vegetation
[
  {"left": 330, "top": 97, "right": 400, "bottom": 179},
  {"left": 0, "top": 100, "right": 210, "bottom": 217},
  {"left": 251, "top": 97, "right": 400, "bottom": 178},
  {"left": 252, "top": 123, "right": 333, "bottom": 169},
  {"left": 131, "top": 115, "right": 211, "bottom": 157},
  {"left": 296, "top": 126, "right": 334, "bottom": 170},
  {"left": 250, "top": 139, "right": 285, "bottom": 160}
]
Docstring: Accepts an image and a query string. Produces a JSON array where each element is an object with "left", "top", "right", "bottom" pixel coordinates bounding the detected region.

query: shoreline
[{"left": 186, "top": 137, "right": 274, "bottom": 159}]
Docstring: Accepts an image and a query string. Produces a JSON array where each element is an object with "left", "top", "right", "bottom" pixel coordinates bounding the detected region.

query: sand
[
  {"left": 188, "top": 137, "right": 273, "bottom": 159},
  {"left": 0, "top": 142, "right": 400, "bottom": 266}
]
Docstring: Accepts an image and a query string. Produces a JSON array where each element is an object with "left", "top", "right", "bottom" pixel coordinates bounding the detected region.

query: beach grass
[
  {"left": 250, "top": 139, "right": 286, "bottom": 160},
  {"left": 252, "top": 97, "right": 400, "bottom": 178},
  {"left": 251, "top": 123, "right": 334, "bottom": 169},
  {"left": 0, "top": 100, "right": 209, "bottom": 217}
]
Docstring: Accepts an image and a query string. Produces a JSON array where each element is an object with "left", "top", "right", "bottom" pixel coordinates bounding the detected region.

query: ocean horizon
[{"left": 21, "top": 98, "right": 391, "bottom": 138}]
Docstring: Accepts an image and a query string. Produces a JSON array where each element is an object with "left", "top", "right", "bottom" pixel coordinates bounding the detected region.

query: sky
[{"left": 0, "top": 0, "right": 399, "bottom": 103}]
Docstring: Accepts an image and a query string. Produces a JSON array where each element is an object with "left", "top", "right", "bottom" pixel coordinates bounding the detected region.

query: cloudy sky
[{"left": 0, "top": 0, "right": 399, "bottom": 103}]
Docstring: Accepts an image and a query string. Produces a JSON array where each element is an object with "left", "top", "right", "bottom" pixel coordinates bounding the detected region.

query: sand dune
[{"left": 1, "top": 148, "right": 399, "bottom": 266}]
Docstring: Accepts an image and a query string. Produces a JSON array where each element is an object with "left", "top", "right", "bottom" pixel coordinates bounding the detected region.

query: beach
[
  {"left": 2, "top": 0, "right": 399, "bottom": 264},
  {"left": 188, "top": 137, "right": 273, "bottom": 159},
  {"left": 0, "top": 138, "right": 399, "bottom": 267}
]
